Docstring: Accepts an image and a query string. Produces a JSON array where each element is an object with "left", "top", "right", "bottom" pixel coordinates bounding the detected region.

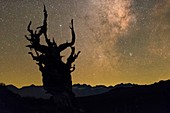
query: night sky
[{"left": 0, "top": 0, "right": 170, "bottom": 87}]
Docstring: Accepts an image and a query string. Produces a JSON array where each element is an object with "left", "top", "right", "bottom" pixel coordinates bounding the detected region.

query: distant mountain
[
  {"left": 7, "top": 84, "right": 51, "bottom": 99},
  {"left": 7, "top": 83, "right": 137, "bottom": 99},
  {"left": 73, "top": 84, "right": 114, "bottom": 97},
  {"left": 78, "top": 80, "right": 170, "bottom": 113},
  {"left": 7, "top": 84, "right": 110, "bottom": 98},
  {"left": 0, "top": 84, "right": 55, "bottom": 113},
  {"left": 1, "top": 80, "right": 170, "bottom": 113},
  {"left": 0, "top": 84, "right": 23, "bottom": 113}
]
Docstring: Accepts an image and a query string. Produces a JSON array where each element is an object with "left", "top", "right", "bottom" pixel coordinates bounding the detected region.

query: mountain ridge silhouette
[
  {"left": 1, "top": 80, "right": 170, "bottom": 113},
  {"left": 7, "top": 83, "right": 138, "bottom": 98}
]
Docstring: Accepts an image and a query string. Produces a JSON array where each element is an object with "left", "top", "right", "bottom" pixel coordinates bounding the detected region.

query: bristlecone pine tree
[{"left": 25, "top": 5, "right": 81, "bottom": 113}]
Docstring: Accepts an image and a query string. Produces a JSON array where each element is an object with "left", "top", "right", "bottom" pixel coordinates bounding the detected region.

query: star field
[{"left": 0, "top": 0, "right": 170, "bottom": 87}]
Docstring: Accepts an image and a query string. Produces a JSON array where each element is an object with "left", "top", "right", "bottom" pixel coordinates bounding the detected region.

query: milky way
[{"left": 0, "top": 0, "right": 170, "bottom": 87}]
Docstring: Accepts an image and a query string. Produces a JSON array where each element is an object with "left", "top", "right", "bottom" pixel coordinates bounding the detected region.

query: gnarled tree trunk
[{"left": 25, "top": 6, "right": 81, "bottom": 113}]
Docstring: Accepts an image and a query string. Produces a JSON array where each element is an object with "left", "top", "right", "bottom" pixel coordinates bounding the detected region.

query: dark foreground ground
[{"left": 0, "top": 80, "right": 170, "bottom": 113}]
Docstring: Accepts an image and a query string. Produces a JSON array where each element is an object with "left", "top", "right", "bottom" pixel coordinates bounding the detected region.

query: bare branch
[
  {"left": 74, "top": 51, "right": 81, "bottom": 59},
  {"left": 25, "top": 35, "right": 32, "bottom": 42},
  {"left": 57, "top": 19, "right": 76, "bottom": 52},
  {"left": 36, "top": 5, "right": 51, "bottom": 47},
  {"left": 36, "top": 62, "right": 44, "bottom": 72},
  {"left": 28, "top": 52, "right": 36, "bottom": 60},
  {"left": 69, "top": 19, "right": 75, "bottom": 46},
  {"left": 66, "top": 47, "right": 81, "bottom": 72},
  {"left": 70, "top": 65, "right": 75, "bottom": 72},
  {"left": 27, "top": 21, "right": 33, "bottom": 34}
]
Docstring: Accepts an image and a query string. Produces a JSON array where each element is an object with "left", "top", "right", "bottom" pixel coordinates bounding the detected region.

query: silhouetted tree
[{"left": 25, "top": 5, "right": 81, "bottom": 113}]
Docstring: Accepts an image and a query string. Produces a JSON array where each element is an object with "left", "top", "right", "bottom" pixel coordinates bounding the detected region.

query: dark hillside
[
  {"left": 0, "top": 80, "right": 170, "bottom": 113},
  {"left": 78, "top": 80, "right": 170, "bottom": 113}
]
